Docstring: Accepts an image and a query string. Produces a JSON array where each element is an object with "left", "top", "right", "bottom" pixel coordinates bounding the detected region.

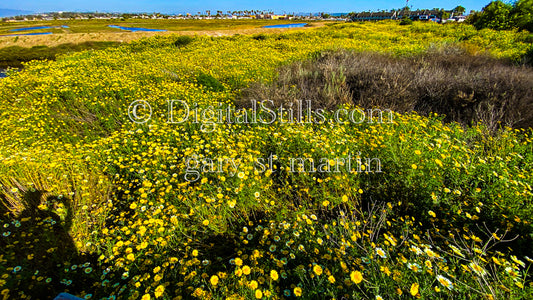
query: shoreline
[
  {"left": 0, "top": 22, "right": 327, "bottom": 49},
  {"left": 0, "top": 22, "right": 327, "bottom": 69}
]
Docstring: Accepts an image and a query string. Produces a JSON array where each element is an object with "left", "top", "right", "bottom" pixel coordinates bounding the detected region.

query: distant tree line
[{"left": 468, "top": 0, "right": 533, "bottom": 31}]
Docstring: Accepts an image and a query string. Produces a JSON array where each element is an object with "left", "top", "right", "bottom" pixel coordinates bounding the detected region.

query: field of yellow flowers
[{"left": 0, "top": 21, "right": 532, "bottom": 299}]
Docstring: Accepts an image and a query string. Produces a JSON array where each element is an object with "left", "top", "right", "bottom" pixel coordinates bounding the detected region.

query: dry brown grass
[
  {"left": 0, "top": 24, "right": 324, "bottom": 48},
  {"left": 239, "top": 47, "right": 533, "bottom": 130}
]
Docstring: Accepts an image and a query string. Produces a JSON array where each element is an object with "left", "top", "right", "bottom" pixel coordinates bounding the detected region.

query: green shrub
[
  {"left": 400, "top": 16, "right": 413, "bottom": 25},
  {"left": 196, "top": 72, "right": 225, "bottom": 92},
  {"left": 252, "top": 33, "right": 268, "bottom": 40},
  {"left": 470, "top": 0, "right": 533, "bottom": 31},
  {"left": 173, "top": 35, "right": 194, "bottom": 48}
]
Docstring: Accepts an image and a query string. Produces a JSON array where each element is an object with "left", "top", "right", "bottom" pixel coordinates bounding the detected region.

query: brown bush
[{"left": 238, "top": 47, "right": 533, "bottom": 130}]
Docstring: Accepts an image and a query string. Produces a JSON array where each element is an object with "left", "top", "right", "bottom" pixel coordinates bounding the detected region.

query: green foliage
[
  {"left": 196, "top": 72, "right": 225, "bottom": 92},
  {"left": 513, "top": 0, "right": 533, "bottom": 32},
  {"left": 252, "top": 33, "right": 268, "bottom": 40},
  {"left": 474, "top": 0, "right": 514, "bottom": 30},
  {"left": 173, "top": 35, "right": 194, "bottom": 48},
  {"left": 400, "top": 16, "right": 413, "bottom": 25},
  {"left": 471, "top": 0, "right": 533, "bottom": 32},
  {"left": 454, "top": 5, "right": 466, "bottom": 15}
]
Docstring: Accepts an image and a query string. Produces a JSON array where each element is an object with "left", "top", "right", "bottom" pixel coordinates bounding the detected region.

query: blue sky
[{"left": 2, "top": 0, "right": 492, "bottom": 14}]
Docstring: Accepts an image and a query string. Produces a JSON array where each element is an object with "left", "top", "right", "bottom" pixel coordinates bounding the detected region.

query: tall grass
[{"left": 239, "top": 46, "right": 533, "bottom": 131}]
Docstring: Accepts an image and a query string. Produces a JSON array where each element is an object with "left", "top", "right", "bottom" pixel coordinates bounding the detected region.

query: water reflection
[{"left": 263, "top": 23, "right": 307, "bottom": 28}]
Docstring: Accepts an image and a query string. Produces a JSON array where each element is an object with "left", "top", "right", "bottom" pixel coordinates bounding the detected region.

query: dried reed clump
[{"left": 239, "top": 47, "right": 533, "bottom": 130}]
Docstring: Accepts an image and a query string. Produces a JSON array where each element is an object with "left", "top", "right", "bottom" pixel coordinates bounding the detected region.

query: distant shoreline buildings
[
  {"left": 349, "top": 9, "right": 467, "bottom": 23},
  {"left": 2, "top": 11, "right": 321, "bottom": 22},
  {"left": 1, "top": 8, "right": 468, "bottom": 23}
]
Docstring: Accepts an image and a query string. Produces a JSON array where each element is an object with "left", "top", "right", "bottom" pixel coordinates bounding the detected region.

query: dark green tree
[
  {"left": 436, "top": 8, "right": 450, "bottom": 20},
  {"left": 512, "top": 0, "right": 533, "bottom": 31},
  {"left": 453, "top": 5, "right": 466, "bottom": 15},
  {"left": 399, "top": 15, "right": 413, "bottom": 25},
  {"left": 473, "top": 1, "right": 514, "bottom": 30}
]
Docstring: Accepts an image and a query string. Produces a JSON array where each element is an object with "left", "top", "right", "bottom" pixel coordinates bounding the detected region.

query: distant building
[
  {"left": 255, "top": 14, "right": 288, "bottom": 20},
  {"left": 351, "top": 12, "right": 398, "bottom": 21},
  {"left": 350, "top": 9, "right": 451, "bottom": 23}
]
